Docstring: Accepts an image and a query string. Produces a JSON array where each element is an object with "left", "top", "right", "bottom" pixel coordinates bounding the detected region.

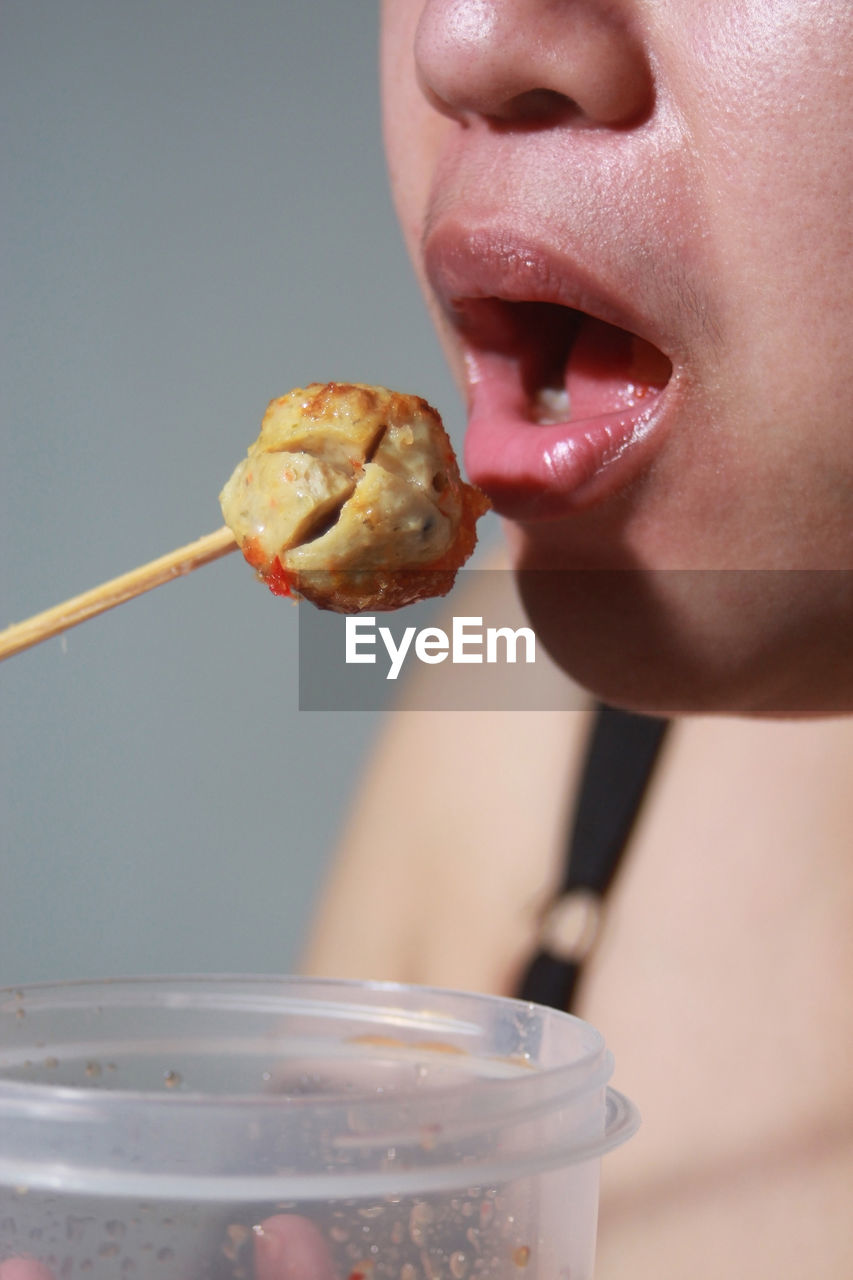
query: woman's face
[{"left": 380, "top": 0, "right": 853, "bottom": 713}]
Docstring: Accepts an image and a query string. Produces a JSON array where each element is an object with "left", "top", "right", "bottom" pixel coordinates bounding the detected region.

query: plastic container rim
[{"left": 0, "top": 974, "right": 613, "bottom": 1112}]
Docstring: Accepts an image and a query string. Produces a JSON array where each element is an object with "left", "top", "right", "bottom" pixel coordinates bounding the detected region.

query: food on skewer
[
  {"left": 0, "top": 382, "right": 489, "bottom": 661},
  {"left": 219, "top": 382, "right": 490, "bottom": 613}
]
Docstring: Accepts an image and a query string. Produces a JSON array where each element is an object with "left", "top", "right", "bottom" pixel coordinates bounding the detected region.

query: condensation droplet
[
  {"left": 450, "top": 1250, "right": 468, "bottom": 1278},
  {"left": 419, "top": 1123, "right": 441, "bottom": 1151},
  {"left": 66, "top": 1214, "right": 96, "bottom": 1242},
  {"left": 420, "top": 1251, "right": 441, "bottom": 1280},
  {"left": 409, "top": 1200, "right": 434, "bottom": 1247},
  {"left": 222, "top": 1223, "right": 251, "bottom": 1262}
]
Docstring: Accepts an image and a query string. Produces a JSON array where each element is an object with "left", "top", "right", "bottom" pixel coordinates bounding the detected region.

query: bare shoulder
[
  {"left": 301, "top": 559, "right": 594, "bottom": 990},
  {"left": 587, "top": 713, "right": 853, "bottom": 1280}
]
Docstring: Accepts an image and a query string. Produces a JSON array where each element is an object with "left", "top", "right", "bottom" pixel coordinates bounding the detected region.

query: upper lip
[
  {"left": 428, "top": 224, "right": 647, "bottom": 330},
  {"left": 423, "top": 221, "right": 677, "bottom": 372}
]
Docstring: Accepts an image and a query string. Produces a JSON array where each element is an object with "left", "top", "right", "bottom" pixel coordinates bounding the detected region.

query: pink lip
[{"left": 424, "top": 225, "right": 677, "bottom": 520}]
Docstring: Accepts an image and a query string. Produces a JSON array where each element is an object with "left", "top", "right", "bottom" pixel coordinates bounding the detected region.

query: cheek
[
  {"left": 683, "top": 3, "right": 853, "bottom": 343},
  {"left": 665, "top": 1, "right": 853, "bottom": 513}
]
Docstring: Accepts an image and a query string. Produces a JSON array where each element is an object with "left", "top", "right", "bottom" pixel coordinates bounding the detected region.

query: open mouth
[
  {"left": 455, "top": 298, "right": 673, "bottom": 425},
  {"left": 445, "top": 296, "right": 676, "bottom": 517}
]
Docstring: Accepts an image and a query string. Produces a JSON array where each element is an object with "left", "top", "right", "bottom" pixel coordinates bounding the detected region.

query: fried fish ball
[{"left": 219, "top": 382, "right": 490, "bottom": 613}]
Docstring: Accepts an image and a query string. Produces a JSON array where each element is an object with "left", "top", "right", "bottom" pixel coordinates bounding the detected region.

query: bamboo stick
[{"left": 0, "top": 526, "right": 238, "bottom": 661}]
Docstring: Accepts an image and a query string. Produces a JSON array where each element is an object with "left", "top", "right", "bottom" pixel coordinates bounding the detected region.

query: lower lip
[{"left": 463, "top": 350, "right": 669, "bottom": 521}]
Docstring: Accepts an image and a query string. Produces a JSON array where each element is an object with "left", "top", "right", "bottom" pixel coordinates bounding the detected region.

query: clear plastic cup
[{"left": 0, "top": 976, "right": 638, "bottom": 1279}]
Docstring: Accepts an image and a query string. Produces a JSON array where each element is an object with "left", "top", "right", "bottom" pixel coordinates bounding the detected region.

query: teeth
[{"left": 532, "top": 386, "right": 571, "bottom": 424}]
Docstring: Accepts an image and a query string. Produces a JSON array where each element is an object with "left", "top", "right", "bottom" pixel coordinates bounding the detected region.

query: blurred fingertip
[
  {"left": 253, "top": 1214, "right": 337, "bottom": 1280},
  {"left": 0, "top": 1261, "right": 56, "bottom": 1280},
  {"left": 253, "top": 1219, "right": 285, "bottom": 1264}
]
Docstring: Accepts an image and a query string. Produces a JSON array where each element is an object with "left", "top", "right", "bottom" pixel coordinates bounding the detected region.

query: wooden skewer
[{"left": 0, "top": 525, "right": 238, "bottom": 662}]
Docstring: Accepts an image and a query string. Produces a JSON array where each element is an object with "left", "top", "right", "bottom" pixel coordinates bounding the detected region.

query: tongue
[{"left": 565, "top": 317, "right": 670, "bottom": 420}]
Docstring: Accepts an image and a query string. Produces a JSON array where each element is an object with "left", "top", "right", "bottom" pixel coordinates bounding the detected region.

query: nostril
[{"left": 498, "top": 88, "right": 578, "bottom": 126}]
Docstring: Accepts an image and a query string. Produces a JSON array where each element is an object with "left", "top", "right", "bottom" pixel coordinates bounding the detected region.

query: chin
[{"left": 514, "top": 565, "right": 853, "bottom": 717}]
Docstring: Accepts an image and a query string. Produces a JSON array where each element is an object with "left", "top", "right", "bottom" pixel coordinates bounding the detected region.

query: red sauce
[
  {"left": 263, "top": 557, "right": 297, "bottom": 599},
  {"left": 240, "top": 538, "right": 296, "bottom": 598}
]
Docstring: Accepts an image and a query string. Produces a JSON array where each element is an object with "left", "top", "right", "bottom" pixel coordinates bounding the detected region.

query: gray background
[{"left": 0, "top": 1, "right": 495, "bottom": 985}]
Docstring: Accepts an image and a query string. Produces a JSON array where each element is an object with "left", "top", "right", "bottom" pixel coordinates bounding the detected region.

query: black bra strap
[{"left": 516, "top": 704, "right": 670, "bottom": 1011}]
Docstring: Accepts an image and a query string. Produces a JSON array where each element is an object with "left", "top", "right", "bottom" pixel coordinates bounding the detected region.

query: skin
[
  {"left": 380, "top": 0, "right": 853, "bottom": 714},
  {"left": 304, "top": 6, "right": 853, "bottom": 1279}
]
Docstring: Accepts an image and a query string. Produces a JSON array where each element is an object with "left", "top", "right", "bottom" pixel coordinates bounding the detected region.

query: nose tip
[{"left": 414, "top": 0, "right": 653, "bottom": 128}]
